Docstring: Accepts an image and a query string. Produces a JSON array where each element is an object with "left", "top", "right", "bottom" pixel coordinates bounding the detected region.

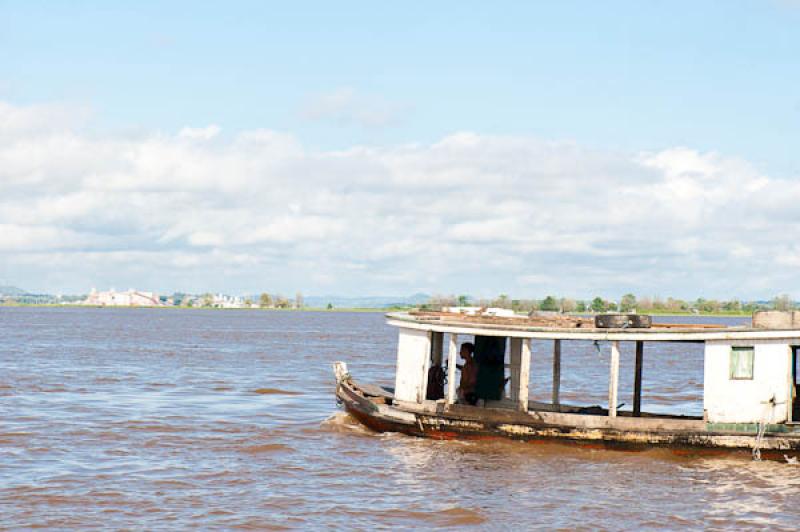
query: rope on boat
[
  {"left": 753, "top": 394, "right": 783, "bottom": 461},
  {"left": 753, "top": 418, "right": 768, "bottom": 462}
]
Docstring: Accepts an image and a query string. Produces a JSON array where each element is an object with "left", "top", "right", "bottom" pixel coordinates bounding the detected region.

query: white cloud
[
  {"left": 0, "top": 101, "right": 90, "bottom": 140},
  {"left": 1, "top": 99, "right": 798, "bottom": 298},
  {"left": 300, "top": 87, "right": 407, "bottom": 128},
  {"left": 178, "top": 124, "right": 221, "bottom": 141},
  {"left": 0, "top": 224, "right": 95, "bottom": 251}
]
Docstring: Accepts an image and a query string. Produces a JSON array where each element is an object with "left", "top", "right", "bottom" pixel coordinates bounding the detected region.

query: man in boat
[{"left": 456, "top": 342, "right": 478, "bottom": 405}]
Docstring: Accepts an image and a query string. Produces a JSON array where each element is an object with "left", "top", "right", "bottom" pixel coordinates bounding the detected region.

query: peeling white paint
[{"left": 394, "top": 328, "right": 430, "bottom": 403}]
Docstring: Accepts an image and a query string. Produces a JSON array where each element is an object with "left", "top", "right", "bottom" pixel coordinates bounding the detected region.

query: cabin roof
[{"left": 385, "top": 311, "right": 800, "bottom": 342}]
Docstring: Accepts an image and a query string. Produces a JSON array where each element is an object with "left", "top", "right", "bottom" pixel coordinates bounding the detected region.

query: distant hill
[
  {"left": 0, "top": 285, "right": 28, "bottom": 296},
  {"left": 303, "top": 293, "right": 430, "bottom": 309}
]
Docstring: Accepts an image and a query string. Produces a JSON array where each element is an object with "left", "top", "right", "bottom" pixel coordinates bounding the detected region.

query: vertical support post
[
  {"left": 633, "top": 341, "right": 644, "bottom": 417},
  {"left": 509, "top": 338, "right": 522, "bottom": 402},
  {"left": 518, "top": 338, "right": 531, "bottom": 411},
  {"left": 608, "top": 341, "right": 620, "bottom": 418},
  {"left": 446, "top": 334, "right": 458, "bottom": 404},
  {"left": 418, "top": 331, "right": 432, "bottom": 403},
  {"left": 552, "top": 339, "right": 561, "bottom": 409},
  {"left": 431, "top": 332, "right": 444, "bottom": 366}
]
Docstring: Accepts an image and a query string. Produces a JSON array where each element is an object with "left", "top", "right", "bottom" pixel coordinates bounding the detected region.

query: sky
[{"left": 1, "top": 0, "right": 799, "bottom": 299}]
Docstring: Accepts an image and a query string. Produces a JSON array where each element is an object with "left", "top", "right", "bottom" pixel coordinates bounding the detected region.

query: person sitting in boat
[{"left": 456, "top": 342, "right": 478, "bottom": 405}]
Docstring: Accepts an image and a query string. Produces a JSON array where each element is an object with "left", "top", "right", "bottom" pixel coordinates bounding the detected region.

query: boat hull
[{"left": 336, "top": 378, "right": 800, "bottom": 461}]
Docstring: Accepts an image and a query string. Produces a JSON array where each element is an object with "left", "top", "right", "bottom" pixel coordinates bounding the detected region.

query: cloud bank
[{"left": 0, "top": 100, "right": 796, "bottom": 298}]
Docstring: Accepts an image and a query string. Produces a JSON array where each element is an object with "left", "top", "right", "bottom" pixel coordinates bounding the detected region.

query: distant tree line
[
  {"left": 170, "top": 291, "right": 305, "bottom": 309},
  {"left": 424, "top": 293, "right": 797, "bottom": 314},
  {"left": 256, "top": 292, "right": 304, "bottom": 309}
]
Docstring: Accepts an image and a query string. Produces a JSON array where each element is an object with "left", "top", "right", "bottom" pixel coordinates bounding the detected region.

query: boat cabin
[{"left": 386, "top": 310, "right": 800, "bottom": 427}]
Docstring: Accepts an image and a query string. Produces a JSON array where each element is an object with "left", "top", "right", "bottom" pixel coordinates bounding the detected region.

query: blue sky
[
  {"left": 1, "top": 1, "right": 800, "bottom": 298},
  {"left": 3, "top": 1, "right": 799, "bottom": 171}
]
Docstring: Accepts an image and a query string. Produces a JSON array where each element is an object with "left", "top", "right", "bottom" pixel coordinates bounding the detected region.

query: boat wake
[
  {"left": 319, "top": 412, "right": 376, "bottom": 436},
  {"left": 252, "top": 387, "right": 302, "bottom": 396}
]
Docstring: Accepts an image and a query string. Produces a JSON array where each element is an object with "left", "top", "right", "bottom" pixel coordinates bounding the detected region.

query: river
[{"left": 1, "top": 308, "right": 799, "bottom": 529}]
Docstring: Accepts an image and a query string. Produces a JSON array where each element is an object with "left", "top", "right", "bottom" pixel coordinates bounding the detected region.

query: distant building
[
  {"left": 83, "top": 288, "right": 164, "bottom": 307},
  {"left": 210, "top": 293, "right": 245, "bottom": 308}
]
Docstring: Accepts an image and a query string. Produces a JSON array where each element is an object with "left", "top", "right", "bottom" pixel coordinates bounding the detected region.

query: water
[{"left": 1, "top": 308, "right": 799, "bottom": 529}]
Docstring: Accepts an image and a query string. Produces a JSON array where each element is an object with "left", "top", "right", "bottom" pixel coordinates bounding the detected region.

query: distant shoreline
[
  {"left": 0, "top": 303, "right": 397, "bottom": 313},
  {"left": 0, "top": 303, "right": 754, "bottom": 318}
]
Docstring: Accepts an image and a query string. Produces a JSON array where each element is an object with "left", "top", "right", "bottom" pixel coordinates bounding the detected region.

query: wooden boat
[{"left": 334, "top": 309, "right": 800, "bottom": 461}]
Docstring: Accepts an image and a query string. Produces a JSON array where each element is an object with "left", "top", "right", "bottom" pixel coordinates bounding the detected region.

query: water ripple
[{"left": 1, "top": 308, "right": 798, "bottom": 529}]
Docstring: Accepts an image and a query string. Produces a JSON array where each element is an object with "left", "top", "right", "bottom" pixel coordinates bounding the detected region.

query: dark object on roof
[{"left": 595, "top": 313, "right": 652, "bottom": 329}]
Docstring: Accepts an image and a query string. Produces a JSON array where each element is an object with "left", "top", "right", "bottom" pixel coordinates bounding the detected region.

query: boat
[{"left": 333, "top": 309, "right": 800, "bottom": 461}]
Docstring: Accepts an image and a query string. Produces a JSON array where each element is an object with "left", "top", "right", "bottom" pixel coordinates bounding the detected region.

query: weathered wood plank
[
  {"left": 650, "top": 323, "right": 725, "bottom": 329},
  {"left": 394, "top": 396, "right": 707, "bottom": 432},
  {"left": 352, "top": 381, "right": 394, "bottom": 399},
  {"left": 386, "top": 315, "right": 800, "bottom": 342}
]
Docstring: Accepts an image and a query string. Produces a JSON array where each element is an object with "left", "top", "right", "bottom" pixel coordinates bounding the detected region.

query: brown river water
[{"left": 2, "top": 308, "right": 800, "bottom": 529}]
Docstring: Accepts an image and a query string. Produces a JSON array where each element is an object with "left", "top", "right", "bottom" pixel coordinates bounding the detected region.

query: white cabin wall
[
  {"left": 704, "top": 339, "right": 791, "bottom": 424},
  {"left": 394, "top": 328, "right": 431, "bottom": 403}
]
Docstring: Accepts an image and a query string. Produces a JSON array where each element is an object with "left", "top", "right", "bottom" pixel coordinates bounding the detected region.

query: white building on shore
[
  {"left": 83, "top": 288, "right": 164, "bottom": 307},
  {"left": 210, "top": 293, "right": 246, "bottom": 308}
]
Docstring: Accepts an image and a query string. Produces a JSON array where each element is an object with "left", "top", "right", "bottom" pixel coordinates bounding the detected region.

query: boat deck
[{"left": 352, "top": 380, "right": 702, "bottom": 422}]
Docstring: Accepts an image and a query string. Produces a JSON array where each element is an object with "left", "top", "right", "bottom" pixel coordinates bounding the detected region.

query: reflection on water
[
  {"left": 1, "top": 308, "right": 799, "bottom": 529},
  {"left": 687, "top": 457, "right": 800, "bottom": 527}
]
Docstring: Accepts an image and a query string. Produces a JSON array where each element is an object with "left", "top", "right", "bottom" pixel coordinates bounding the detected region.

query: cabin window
[{"left": 729, "top": 346, "right": 754, "bottom": 380}]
